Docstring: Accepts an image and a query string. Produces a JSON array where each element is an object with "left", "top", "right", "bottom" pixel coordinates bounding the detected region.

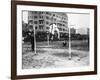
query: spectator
[
  {"left": 28, "top": 30, "right": 34, "bottom": 51},
  {"left": 63, "top": 40, "right": 67, "bottom": 47},
  {"left": 30, "top": 34, "right": 34, "bottom": 51}
]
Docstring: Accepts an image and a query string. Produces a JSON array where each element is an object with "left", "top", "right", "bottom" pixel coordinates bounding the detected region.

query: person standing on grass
[
  {"left": 31, "top": 33, "right": 34, "bottom": 51},
  {"left": 28, "top": 29, "right": 34, "bottom": 51},
  {"left": 63, "top": 40, "right": 67, "bottom": 47}
]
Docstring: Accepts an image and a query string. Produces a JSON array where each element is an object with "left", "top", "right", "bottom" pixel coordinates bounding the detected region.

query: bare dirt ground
[{"left": 22, "top": 40, "right": 89, "bottom": 69}]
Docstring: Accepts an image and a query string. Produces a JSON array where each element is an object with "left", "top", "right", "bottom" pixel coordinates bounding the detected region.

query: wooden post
[
  {"left": 68, "top": 26, "right": 72, "bottom": 60},
  {"left": 34, "top": 25, "right": 36, "bottom": 54},
  {"left": 48, "top": 32, "right": 49, "bottom": 46}
]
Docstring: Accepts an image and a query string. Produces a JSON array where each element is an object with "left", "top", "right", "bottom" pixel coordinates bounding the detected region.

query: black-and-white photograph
[
  {"left": 11, "top": 1, "right": 97, "bottom": 79},
  {"left": 22, "top": 11, "right": 90, "bottom": 69}
]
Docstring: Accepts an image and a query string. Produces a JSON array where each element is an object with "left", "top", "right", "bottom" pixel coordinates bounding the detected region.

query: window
[
  {"left": 35, "top": 26, "right": 37, "bottom": 30},
  {"left": 34, "top": 16, "right": 38, "bottom": 19},
  {"left": 56, "top": 15, "right": 58, "bottom": 17},
  {"left": 46, "top": 12, "right": 51, "bottom": 15},
  {"left": 46, "top": 21, "right": 49, "bottom": 24},
  {"left": 53, "top": 14, "right": 55, "bottom": 16},
  {"left": 39, "top": 16, "right": 43, "bottom": 18},
  {"left": 39, "top": 25, "right": 44, "bottom": 29},
  {"left": 29, "top": 25, "right": 33, "bottom": 29},
  {"left": 46, "top": 16, "right": 49, "bottom": 19},
  {"left": 63, "top": 21, "right": 67, "bottom": 23},
  {"left": 28, "top": 20, "right": 33, "bottom": 24},
  {"left": 58, "top": 28, "right": 62, "bottom": 31},
  {"left": 46, "top": 27, "right": 49, "bottom": 29},
  {"left": 63, "top": 29, "right": 65, "bottom": 31},
  {"left": 34, "top": 21, "right": 38, "bottom": 24},
  {"left": 63, "top": 24, "right": 65, "bottom": 26},
  {"left": 39, "top": 20, "right": 44, "bottom": 24},
  {"left": 54, "top": 18, "right": 56, "bottom": 21},
  {"left": 34, "top": 11, "right": 37, "bottom": 14},
  {"left": 46, "top": 12, "right": 49, "bottom": 14},
  {"left": 39, "top": 12, "right": 43, "bottom": 14},
  {"left": 29, "top": 16, "right": 33, "bottom": 19},
  {"left": 59, "top": 23, "right": 62, "bottom": 26},
  {"left": 64, "top": 18, "right": 66, "bottom": 20},
  {"left": 32, "top": 11, "right": 34, "bottom": 14}
]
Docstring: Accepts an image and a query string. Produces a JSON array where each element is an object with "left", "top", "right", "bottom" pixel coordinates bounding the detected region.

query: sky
[
  {"left": 67, "top": 13, "right": 90, "bottom": 34},
  {"left": 67, "top": 13, "right": 90, "bottom": 29}
]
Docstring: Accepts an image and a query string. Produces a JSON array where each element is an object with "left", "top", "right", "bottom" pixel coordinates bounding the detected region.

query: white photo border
[{"left": 17, "top": 5, "right": 94, "bottom": 76}]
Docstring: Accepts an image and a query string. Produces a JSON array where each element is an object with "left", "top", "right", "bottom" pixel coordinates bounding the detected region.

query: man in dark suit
[
  {"left": 30, "top": 33, "right": 34, "bottom": 51},
  {"left": 28, "top": 30, "right": 34, "bottom": 51},
  {"left": 63, "top": 40, "right": 67, "bottom": 47}
]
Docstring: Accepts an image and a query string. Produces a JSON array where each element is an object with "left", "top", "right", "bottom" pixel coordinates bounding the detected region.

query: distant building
[
  {"left": 27, "top": 11, "right": 68, "bottom": 35},
  {"left": 87, "top": 28, "right": 89, "bottom": 35},
  {"left": 70, "top": 28, "right": 76, "bottom": 34},
  {"left": 76, "top": 27, "right": 89, "bottom": 35}
]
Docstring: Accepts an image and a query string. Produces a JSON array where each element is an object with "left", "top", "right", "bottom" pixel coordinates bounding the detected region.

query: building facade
[{"left": 27, "top": 11, "right": 68, "bottom": 34}]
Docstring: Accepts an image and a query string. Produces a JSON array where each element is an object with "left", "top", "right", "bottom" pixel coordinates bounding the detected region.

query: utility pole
[
  {"left": 34, "top": 25, "right": 36, "bottom": 54},
  {"left": 68, "top": 24, "right": 75, "bottom": 60},
  {"left": 47, "top": 31, "right": 49, "bottom": 46},
  {"left": 68, "top": 26, "right": 71, "bottom": 60}
]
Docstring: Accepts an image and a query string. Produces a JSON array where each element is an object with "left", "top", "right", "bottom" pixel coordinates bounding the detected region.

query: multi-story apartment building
[{"left": 27, "top": 11, "right": 68, "bottom": 36}]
